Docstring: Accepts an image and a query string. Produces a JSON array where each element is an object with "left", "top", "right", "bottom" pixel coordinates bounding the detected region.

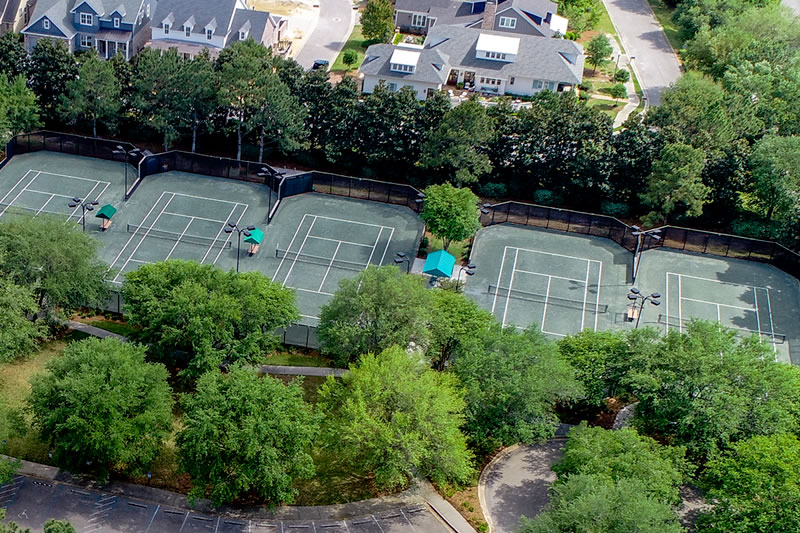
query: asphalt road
[
  {"left": 0, "top": 475, "right": 450, "bottom": 533},
  {"left": 602, "top": 0, "right": 682, "bottom": 107},
  {"left": 294, "top": 0, "right": 356, "bottom": 70},
  {"left": 481, "top": 441, "right": 565, "bottom": 533}
]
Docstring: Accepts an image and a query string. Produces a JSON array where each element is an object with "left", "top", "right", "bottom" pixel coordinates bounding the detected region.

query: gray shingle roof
[
  {"left": 1, "top": 0, "right": 22, "bottom": 25},
  {"left": 152, "top": 0, "right": 241, "bottom": 37},
  {"left": 224, "top": 8, "right": 271, "bottom": 47},
  {"left": 359, "top": 44, "right": 450, "bottom": 85},
  {"left": 395, "top": 0, "right": 558, "bottom": 29}
]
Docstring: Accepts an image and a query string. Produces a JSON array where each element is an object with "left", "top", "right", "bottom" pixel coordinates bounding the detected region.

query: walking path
[
  {"left": 65, "top": 320, "right": 128, "bottom": 341},
  {"left": 605, "top": 34, "right": 642, "bottom": 128},
  {"left": 259, "top": 364, "right": 346, "bottom": 377}
]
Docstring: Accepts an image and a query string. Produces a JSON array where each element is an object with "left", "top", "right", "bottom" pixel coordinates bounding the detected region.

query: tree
[
  {"left": 420, "top": 183, "right": 481, "bottom": 251},
  {"left": 178, "top": 366, "right": 318, "bottom": 505},
  {"left": 361, "top": 0, "right": 395, "bottom": 42},
  {"left": 609, "top": 82, "right": 627, "bottom": 100},
  {"left": 342, "top": 49, "right": 359, "bottom": 70},
  {"left": 427, "top": 288, "right": 494, "bottom": 370},
  {"left": 0, "top": 509, "right": 30, "bottom": 533},
  {"left": 0, "top": 216, "right": 109, "bottom": 316},
  {"left": 43, "top": 521, "right": 76, "bottom": 533},
  {"left": 132, "top": 49, "right": 187, "bottom": 150},
  {"left": 28, "top": 39, "right": 78, "bottom": 123},
  {"left": 28, "top": 338, "right": 173, "bottom": 478},
  {"left": 122, "top": 260, "right": 298, "bottom": 379},
  {"left": 58, "top": 52, "right": 121, "bottom": 137},
  {"left": 749, "top": 134, "right": 800, "bottom": 221},
  {"left": 318, "top": 347, "right": 473, "bottom": 490},
  {"left": 0, "top": 33, "right": 28, "bottom": 79},
  {"left": 558, "top": 330, "right": 629, "bottom": 408},
  {"left": 698, "top": 434, "right": 800, "bottom": 532},
  {"left": 182, "top": 51, "right": 217, "bottom": 153},
  {"left": 0, "top": 74, "right": 40, "bottom": 147},
  {"left": 452, "top": 327, "right": 583, "bottom": 454},
  {"left": 252, "top": 75, "right": 308, "bottom": 161},
  {"left": 640, "top": 142, "right": 709, "bottom": 224},
  {"left": 419, "top": 100, "right": 495, "bottom": 186},
  {"left": 519, "top": 475, "right": 683, "bottom": 533},
  {"left": 558, "top": 0, "right": 602, "bottom": 35},
  {"left": 317, "top": 265, "right": 432, "bottom": 366},
  {"left": 0, "top": 276, "right": 48, "bottom": 363},
  {"left": 555, "top": 424, "right": 690, "bottom": 505},
  {"left": 0, "top": 404, "right": 22, "bottom": 485},
  {"left": 586, "top": 34, "right": 612, "bottom": 74}
]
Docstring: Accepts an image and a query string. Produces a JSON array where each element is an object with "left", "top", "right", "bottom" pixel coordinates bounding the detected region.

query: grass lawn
[
  {"left": 263, "top": 352, "right": 334, "bottom": 368},
  {"left": 292, "top": 448, "right": 378, "bottom": 506},
  {"left": 646, "top": 0, "right": 683, "bottom": 52},
  {"left": 586, "top": 98, "right": 624, "bottom": 121},
  {"left": 425, "top": 232, "right": 471, "bottom": 263},
  {"left": 332, "top": 25, "right": 368, "bottom": 72}
]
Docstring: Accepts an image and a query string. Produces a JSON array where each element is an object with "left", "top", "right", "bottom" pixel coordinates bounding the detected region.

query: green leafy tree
[
  {"left": 0, "top": 509, "right": 29, "bottom": 533},
  {"left": 555, "top": 423, "right": 690, "bottom": 505},
  {"left": 317, "top": 265, "right": 432, "bottom": 366},
  {"left": 297, "top": 73, "right": 361, "bottom": 162},
  {"left": 0, "top": 74, "right": 40, "bottom": 148},
  {"left": 0, "top": 276, "right": 48, "bottom": 363},
  {"left": 318, "top": 346, "right": 473, "bottom": 490},
  {"left": 420, "top": 183, "right": 481, "bottom": 251},
  {"left": 519, "top": 475, "right": 683, "bottom": 533},
  {"left": 749, "top": 134, "right": 800, "bottom": 221},
  {"left": 252, "top": 75, "right": 308, "bottom": 161},
  {"left": 28, "top": 39, "right": 77, "bottom": 123},
  {"left": 178, "top": 366, "right": 318, "bottom": 505},
  {"left": 609, "top": 82, "right": 627, "bottom": 100},
  {"left": 641, "top": 142, "right": 709, "bottom": 224},
  {"left": 419, "top": 100, "right": 495, "bottom": 186},
  {"left": 558, "top": 330, "right": 628, "bottom": 408},
  {"left": 0, "top": 404, "right": 23, "bottom": 485},
  {"left": 132, "top": 49, "right": 187, "bottom": 150},
  {"left": 43, "top": 521, "right": 76, "bottom": 533},
  {"left": 586, "top": 34, "right": 612, "bottom": 74},
  {"left": 361, "top": 1, "right": 395, "bottom": 42},
  {"left": 182, "top": 51, "right": 217, "bottom": 153},
  {"left": 0, "top": 33, "right": 28, "bottom": 78},
  {"left": 342, "top": 49, "right": 359, "bottom": 70},
  {"left": 698, "top": 433, "right": 800, "bottom": 532},
  {"left": 427, "top": 289, "right": 494, "bottom": 370},
  {"left": 558, "top": 0, "right": 602, "bottom": 35},
  {"left": 122, "top": 260, "right": 298, "bottom": 380},
  {"left": 452, "top": 327, "right": 583, "bottom": 454},
  {"left": 58, "top": 52, "right": 121, "bottom": 137},
  {"left": 0, "top": 216, "right": 109, "bottom": 316},
  {"left": 28, "top": 338, "right": 173, "bottom": 478}
]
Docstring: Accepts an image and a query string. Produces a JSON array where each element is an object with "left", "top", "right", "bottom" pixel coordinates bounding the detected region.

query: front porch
[{"left": 94, "top": 30, "right": 131, "bottom": 60}]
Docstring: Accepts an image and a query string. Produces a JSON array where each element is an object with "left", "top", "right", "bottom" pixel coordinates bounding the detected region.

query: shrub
[
  {"left": 609, "top": 83, "right": 627, "bottom": 99},
  {"left": 600, "top": 201, "right": 630, "bottom": 217},
  {"left": 579, "top": 80, "right": 593, "bottom": 92},
  {"left": 614, "top": 69, "right": 631, "bottom": 83},
  {"left": 479, "top": 182, "right": 507, "bottom": 198},
  {"left": 534, "top": 189, "right": 561, "bottom": 206}
]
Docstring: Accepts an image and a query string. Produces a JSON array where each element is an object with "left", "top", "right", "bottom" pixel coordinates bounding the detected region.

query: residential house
[
  {"left": 395, "top": 0, "right": 567, "bottom": 38},
  {"left": 1, "top": 0, "right": 36, "bottom": 34},
  {"left": 147, "top": 0, "right": 287, "bottom": 59},
  {"left": 21, "top": 0, "right": 155, "bottom": 59},
  {"left": 359, "top": 24, "right": 583, "bottom": 100}
]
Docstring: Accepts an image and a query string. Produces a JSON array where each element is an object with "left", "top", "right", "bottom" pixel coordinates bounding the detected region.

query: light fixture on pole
[
  {"left": 113, "top": 145, "right": 141, "bottom": 198},
  {"left": 631, "top": 225, "right": 661, "bottom": 284},
  {"left": 626, "top": 287, "right": 661, "bottom": 328},
  {"left": 68, "top": 197, "right": 99, "bottom": 232},
  {"left": 456, "top": 263, "right": 476, "bottom": 291},
  {"left": 224, "top": 223, "right": 256, "bottom": 272},
  {"left": 394, "top": 251, "right": 411, "bottom": 273}
]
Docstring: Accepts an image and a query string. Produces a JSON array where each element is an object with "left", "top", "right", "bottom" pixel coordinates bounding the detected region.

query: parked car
[{"left": 311, "top": 59, "right": 329, "bottom": 71}]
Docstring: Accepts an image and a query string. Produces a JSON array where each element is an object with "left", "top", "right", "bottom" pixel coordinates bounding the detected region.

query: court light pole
[
  {"left": 456, "top": 264, "right": 476, "bottom": 291},
  {"left": 394, "top": 252, "right": 411, "bottom": 273},
  {"left": 113, "top": 145, "right": 141, "bottom": 198},
  {"left": 224, "top": 223, "right": 256, "bottom": 273},
  {"left": 631, "top": 226, "right": 661, "bottom": 284},
  {"left": 68, "top": 197, "right": 98, "bottom": 232},
  {"left": 627, "top": 287, "right": 661, "bottom": 328}
]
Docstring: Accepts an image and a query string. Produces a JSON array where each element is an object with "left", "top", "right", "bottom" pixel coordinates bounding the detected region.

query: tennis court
[
  {"left": 636, "top": 248, "right": 800, "bottom": 363},
  {"left": 267, "top": 193, "right": 425, "bottom": 325},
  {"left": 468, "top": 224, "right": 631, "bottom": 337}
]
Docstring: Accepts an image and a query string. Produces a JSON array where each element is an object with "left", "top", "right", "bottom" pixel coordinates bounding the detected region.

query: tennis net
[
  {"left": 0, "top": 202, "right": 79, "bottom": 219},
  {"left": 127, "top": 224, "right": 233, "bottom": 249},
  {"left": 276, "top": 248, "right": 368, "bottom": 272},
  {"left": 488, "top": 284, "right": 609, "bottom": 313}
]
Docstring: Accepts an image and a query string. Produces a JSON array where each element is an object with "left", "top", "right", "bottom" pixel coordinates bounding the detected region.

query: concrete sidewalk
[
  {"left": 259, "top": 364, "right": 347, "bottom": 377},
  {"left": 65, "top": 320, "right": 129, "bottom": 341}
]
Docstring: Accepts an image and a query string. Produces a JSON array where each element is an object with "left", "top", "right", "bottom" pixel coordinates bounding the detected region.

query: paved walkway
[
  {"left": 604, "top": 34, "right": 641, "bottom": 128},
  {"left": 65, "top": 320, "right": 128, "bottom": 341},
  {"left": 259, "top": 364, "right": 346, "bottom": 377},
  {"left": 294, "top": 0, "right": 356, "bottom": 69},
  {"left": 479, "top": 441, "right": 565, "bottom": 533},
  {"left": 602, "top": 0, "right": 682, "bottom": 107}
]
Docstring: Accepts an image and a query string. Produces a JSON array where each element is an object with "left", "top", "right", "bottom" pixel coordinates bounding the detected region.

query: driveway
[
  {"left": 294, "top": 0, "right": 355, "bottom": 69},
  {"left": 602, "top": 0, "right": 682, "bottom": 107},
  {"left": 479, "top": 441, "right": 565, "bottom": 533}
]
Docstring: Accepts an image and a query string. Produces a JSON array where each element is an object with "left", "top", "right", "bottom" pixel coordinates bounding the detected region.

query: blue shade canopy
[
  {"left": 243, "top": 227, "right": 264, "bottom": 244},
  {"left": 423, "top": 250, "right": 456, "bottom": 277}
]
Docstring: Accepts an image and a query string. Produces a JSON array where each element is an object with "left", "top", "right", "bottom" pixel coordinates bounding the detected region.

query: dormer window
[
  {"left": 114, "top": 17, "right": 120, "bottom": 28},
  {"left": 391, "top": 63, "right": 414, "bottom": 73},
  {"left": 239, "top": 30, "right": 246, "bottom": 40},
  {"left": 411, "top": 14, "right": 426, "bottom": 27},
  {"left": 485, "top": 51, "right": 506, "bottom": 60},
  {"left": 185, "top": 25, "right": 191, "bottom": 36},
  {"left": 80, "top": 13, "right": 93, "bottom": 25},
  {"left": 206, "top": 29, "right": 212, "bottom": 39},
  {"left": 498, "top": 16, "right": 516, "bottom": 29},
  {"left": 163, "top": 22, "right": 170, "bottom": 34},
  {"left": 43, "top": 18, "right": 50, "bottom": 29}
]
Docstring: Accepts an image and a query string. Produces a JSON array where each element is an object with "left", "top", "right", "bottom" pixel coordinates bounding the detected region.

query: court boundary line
[{"left": 0, "top": 170, "right": 110, "bottom": 223}]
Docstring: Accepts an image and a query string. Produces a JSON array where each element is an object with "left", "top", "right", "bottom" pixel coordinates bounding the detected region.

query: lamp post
[
  {"left": 631, "top": 225, "right": 661, "bottom": 284},
  {"left": 68, "top": 197, "right": 98, "bottom": 232},
  {"left": 456, "top": 263, "right": 476, "bottom": 291},
  {"left": 223, "top": 223, "right": 256, "bottom": 272},
  {"left": 394, "top": 251, "right": 411, "bottom": 273},
  {"left": 113, "top": 145, "right": 141, "bottom": 198},
  {"left": 627, "top": 287, "right": 661, "bottom": 328},
  {"left": 257, "top": 166, "right": 286, "bottom": 187}
]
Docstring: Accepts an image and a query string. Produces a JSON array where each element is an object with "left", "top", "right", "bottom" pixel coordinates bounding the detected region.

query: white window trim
[
  {"left": 206, "top": 28, "right": 213, "bottom": 39},
  {"left": 411, "top": 13, "right": 427, "bottom": 27},
  {"left": 239, "top": 30, "right": 246, "bottom": 40},
  {"left": 163, "top": 23, "right": 170, "bottom": 34},
  {"left": 42, "top": 18, "right": 50, "bottom": 29},
  {"left": 79, "top": 12, "right": 93, "bottom": 26},
  {"left": 113, "top": 17, "right": 120, "bottom": 28},
  {"left": 185, "top": 26, "right": 191, "bottom": 36},
  {"left": 80, "top": 34, "right": 93, "bottom": 47},
  {"left": 498, "top": 16, "right": 516, "bottom": 29}
]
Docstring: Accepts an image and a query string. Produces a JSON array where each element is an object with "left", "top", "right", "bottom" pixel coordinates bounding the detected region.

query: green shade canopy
[
  {"left": 95, "top": 204, "right": 116, "bottom": 219},
  {"left": 243, "top": 227, "right": 264, "bottom": 244},
  {"left": 423, "top": 250, "right": 456, "bottom": 278}
]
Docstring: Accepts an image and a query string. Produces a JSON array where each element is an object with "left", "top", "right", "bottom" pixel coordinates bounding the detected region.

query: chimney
[{"left": 481, "top": 0, "right": 497, "bottom": 29}]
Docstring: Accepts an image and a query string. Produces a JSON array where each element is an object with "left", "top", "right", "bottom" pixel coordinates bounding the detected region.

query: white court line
[
  {"left": 282, "top": 216, "right": 318, "bottom": 287},
  {"left": 753, "top": 287, "right": 761, "bottom": 338},
  {"left": 506, "top": 245, "right": 598, "bottom": 263},
  {"left": 765, "top": 287, "right": 776, "bottom": 353},
  {"left": 514, "top": 269, "right": 585, "bottom": 284},
  {"left": 377, "top": 227, "right": 395, "bottom": 264},
  {"left": 501, "top": 249, "right": 520, "bottom": 328},
  {"left": 665, "top": 273, "right": 670, "bottom": 333},
  {"left": 318, "top": 241, "right": 342, "bottom": 292},
  {"left": 165, "top": 217, "right": 195, "bottom": 261},
  {"left": 681, "top": 296, "right": 753, "bottom": 312},
  {"left": 112, "top": 193, "right": 176, "bottom": 282},
  {"left": 200, "top": 203, "right": 239, "bottom": 264},
  {"left": 678, "top": 273, "right": 683, "bottom": 332},
  {"left": 594, "top": 262, "right": 602, "bottom": 331},
  {"left": 308, "top": 235, "right": 375, "bottom": 248},
  {"left": 669, "top": 271, "right": 770, "bottom": 290},
  {"left": 36, "top": 194, "right": 56, "bottom": 215},
  {"left": 211, "top": 205, "right": 248, "bottom": 265},
  {"left": 0, "top": 169, "right": 33, "bottom": 206},
  {"left": 540, "top": 276, "right": 553, "bottom": 329},
  {"left": 581, "top": 261, "right": 590, "bottom": 330},
  {"left": 32, "top": 169, "right": 111, "bottom": 184},
  {"left": 273, "top": 214, "right": 311, "bottom": 280},
  {"left": 107, "top": 191, "right": 168, "bottom": 274},
  {"left": 717, "top": 304, "right": 721, "bottom": 322},
  {"left": 163, "top": 212, "right": 228, "bottom": 225},
  {"left": 491, "top": 247, "right": 510, "bottom": 316},
  {"left": 0, "top": 171, "right": 39, "bottom": 217},
  {"left": 314, "top": 214, "right": 386, "bottom": 229},
  {"left": 169, "top": 191, "right": 241, "bottom": 205},
  {"left": 23, "top": 189, "right": 75, "bottom": 197},
  {"left": 295, "top": 287, "right": 334, "bottom": 297},
  {"left": 66, "top": 180, "right": 102, "bottom": 222},
  {"left": 364, "top": 226, "right": 383, "bottom": 267}
]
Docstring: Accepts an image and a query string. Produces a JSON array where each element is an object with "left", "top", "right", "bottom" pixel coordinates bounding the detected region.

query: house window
[
  {"left": 411, "top": 14, "right": 427, "bottom": 27},
  {"left": 80, "top": 34, "right": 93, "bottom": 48},
  {"left": 119, "top": 42, "right": 127, "bottom": 56},
  {"left": 509, "top": 77, "right": 515, "bottom": 85},
  {"left": 498, "top": 16, "right": 516, "bottom": 29},
  {"left": 80, "top": 13, "right": 93, "bottom": 25},
  {"left": 146, "top": 3, "right": 150, "bottom": 17},
  {"left": 388, "top": 82, "right": 397, "bottom": 91},
  {"left": 547, "top": 81, "right": 556, "bottom": 91},
  {"left": 114, "top": 17, "right": 120, "bottom": 28},
  {"left": 185, "top": 26, "right": 191, "bottom": 36},
  {"left": 206, "top": 29, "right": 212, "bottom": 39},
  {"left": 391, "top": 63, "right": 414, "bottom": 73},
  {"left": 239, "top": 30, "right": 246, "bottom": 40},
  {"left": 43, "top": 18, "right": 50, "bottom": 29},
  {"left": 533, "top": 79, "right": 543, "bottom": 89},
  {"left": 480, "top": 77, "right": 501, "bottom": 85},
  {"left": 163, "top": 23, "right": 170, "bottom": 34},
  {"left": 484, "top": 51, "right": 507, "bottom": 60}
]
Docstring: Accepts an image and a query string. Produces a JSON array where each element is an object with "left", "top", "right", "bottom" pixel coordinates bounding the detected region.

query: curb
[
  {"left": 601, "top": 0, "right": 649, "bottom": 115},
  {"left": 477, "top": 444, "right": 520, "bottom": 533}
]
